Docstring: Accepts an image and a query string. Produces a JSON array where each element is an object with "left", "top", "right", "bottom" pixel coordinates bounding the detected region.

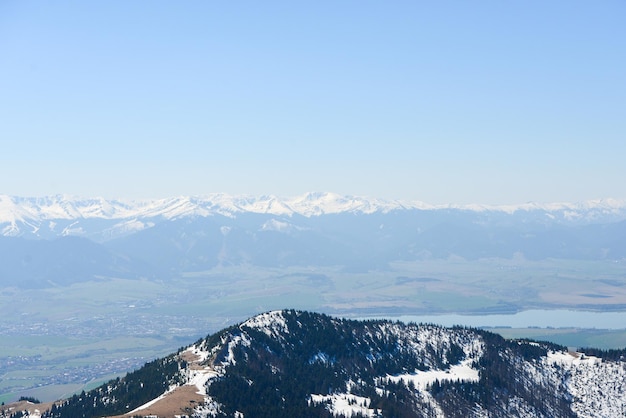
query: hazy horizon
[
  {"left": 2, "top": 191, "right": 626, "bottom": 208},
  {"left": 2, "top": 1, "right": 625, "bottom": 205}
]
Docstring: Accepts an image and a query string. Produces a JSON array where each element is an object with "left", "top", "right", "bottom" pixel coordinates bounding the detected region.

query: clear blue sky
[{"left": 1, "top": 1, "right": 624, "bottom": 204}]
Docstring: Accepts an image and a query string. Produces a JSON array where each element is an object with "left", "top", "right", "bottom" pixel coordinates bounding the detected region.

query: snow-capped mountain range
[
  {"left": 2, "top": 192, "right": 626, "bottom": 288},
  {"left": 2, "top": 192, "right": 626, "bottom": 240}
]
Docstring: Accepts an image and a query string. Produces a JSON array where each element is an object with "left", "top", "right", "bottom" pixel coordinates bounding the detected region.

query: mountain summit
[{"left": 32, "top": 310, "right": 626, "bottom": 418}]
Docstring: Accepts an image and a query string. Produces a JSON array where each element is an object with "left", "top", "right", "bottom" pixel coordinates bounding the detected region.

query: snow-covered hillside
[{"left": 35, "top": 310, "right": 626, "bottom": 418}]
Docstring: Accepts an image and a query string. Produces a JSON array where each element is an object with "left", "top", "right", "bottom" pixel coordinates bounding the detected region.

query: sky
[{"left": 1, "top": 1, "right": 625, "bottom": 205}]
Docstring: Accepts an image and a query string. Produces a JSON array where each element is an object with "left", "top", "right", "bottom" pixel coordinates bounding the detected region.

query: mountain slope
[
  {"left": 35, "top": 310, "right": 626, "bottom": 418},
  {"left": 0, "top": 235, "right": 154, "bottom": 287}
]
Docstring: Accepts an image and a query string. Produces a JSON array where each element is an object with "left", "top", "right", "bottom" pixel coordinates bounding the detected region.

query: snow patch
[
  {"left": 260, "top": 218, "right": 303, "bottom": 233},
  {"left": 187, "top": 344, "right": 211, "bottom": 363},
  {"left": 381, "top": 358, "right": 479, "bottom": 390},
  {"left": 188, "top": 367, "right": 217, "bottom": 396},
  {"left": 242, "top": 311, "right": 289, "bottom": 338},
  {"left": 309, "top": 393, "right": 380, "bottom": 417},
  {"left": 223, "top": 333, "right": 251, "bottom": 366},
  {"left": 546, "top": 350, "right": 602, "bottom": 366},
  {"left": 309, "top": 351, "right": 333, "bottom": 365}
]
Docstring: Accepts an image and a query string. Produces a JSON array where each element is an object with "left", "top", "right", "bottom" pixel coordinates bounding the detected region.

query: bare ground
[
  {"left": 108, "top": 384, "right": 205, "bottom": 418},
  {"left": 108, "top": 348, "right": 211, "bottom": 418},
  {"left": 1, "top": 400, "right": 56, "bottom": 417},
  {"left": 1, "top": 349, "right": 213, "bottom": 418}
]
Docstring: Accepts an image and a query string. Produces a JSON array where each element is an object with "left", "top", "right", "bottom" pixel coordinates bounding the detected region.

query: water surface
[{"left": 388, "top": 310, "right": 626, "bottom": 330}]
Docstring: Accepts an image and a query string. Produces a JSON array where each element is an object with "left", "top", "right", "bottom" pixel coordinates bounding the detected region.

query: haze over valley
[{"left": 3, "top": 1, "right": 626, "bottom": 415}]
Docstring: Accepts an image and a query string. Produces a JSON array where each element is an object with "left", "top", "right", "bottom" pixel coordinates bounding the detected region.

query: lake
[{"left": 381, "top": 310, "right": 626, "bottom": 330}]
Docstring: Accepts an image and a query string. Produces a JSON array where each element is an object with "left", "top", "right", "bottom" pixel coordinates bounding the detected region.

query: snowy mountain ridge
[
  {"left": 31, "top": 310, "right": 626, "bottom": 418},
  {"left": 0, "top": 192, "right": 434, "bottom": 225},
  {"left": 2, "top": 193, "right": 626, "bottom": 287},
  {"left": 2, "top": 193, "right": 626, "bottom": 237}
]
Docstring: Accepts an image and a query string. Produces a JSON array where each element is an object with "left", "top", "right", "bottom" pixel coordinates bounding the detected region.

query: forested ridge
[{"left": 4, "top": 310, "right": 622, "bottom": 417}]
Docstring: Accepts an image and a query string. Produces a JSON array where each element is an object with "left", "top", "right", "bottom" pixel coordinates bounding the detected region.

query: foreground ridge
[{"left": 5, "top": 310, "right": 623, "bottom": 418}]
